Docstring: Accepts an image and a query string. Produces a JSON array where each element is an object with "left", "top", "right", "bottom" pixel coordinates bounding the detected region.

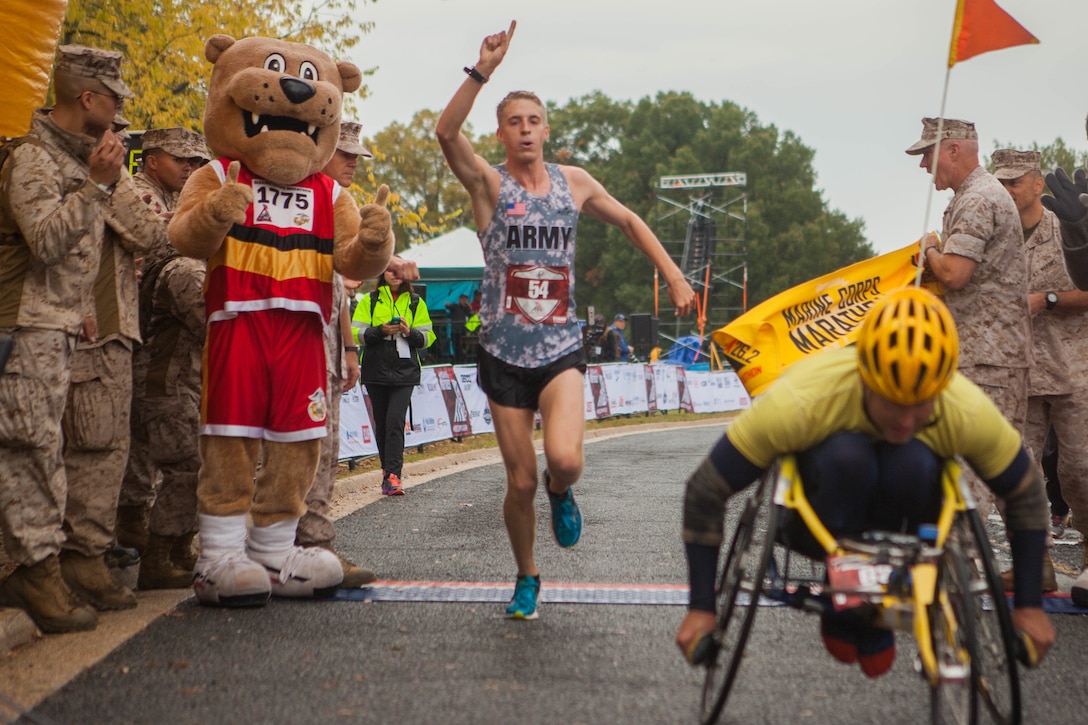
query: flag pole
[{"left": 915, "top": 66, "right": 954, "bottom": 288}]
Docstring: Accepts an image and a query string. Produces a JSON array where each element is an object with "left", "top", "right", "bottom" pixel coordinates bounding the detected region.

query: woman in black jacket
[{"left": 352, "top": 267, "right": 435, "bottom": 495}]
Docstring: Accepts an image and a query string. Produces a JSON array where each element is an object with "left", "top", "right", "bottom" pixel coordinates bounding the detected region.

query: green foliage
[
  {"left": 60, "top": 0, "right": 374, "bottom": 130},
  {"left": 541, "top": 90, "right": 873, "bottom": 325}
]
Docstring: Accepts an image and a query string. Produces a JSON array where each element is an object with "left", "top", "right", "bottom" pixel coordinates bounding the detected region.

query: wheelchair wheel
[
  {"left": 699, "top": 472, "right": 779, "bottom": 725},
  {"left": 946, "top": 510, "right": 1021, "bottom": 725},
  {"left": 930, "top": 543, "right": 979, "bottom": 725}
]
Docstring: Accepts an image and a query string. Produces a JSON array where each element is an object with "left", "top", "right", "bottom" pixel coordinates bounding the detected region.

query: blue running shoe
[
  {"left": 505, "top": 575, "right": 540, "bottom": 620},
  {"left": 545, "top": 471, "right": 582, "bottom": 548}
]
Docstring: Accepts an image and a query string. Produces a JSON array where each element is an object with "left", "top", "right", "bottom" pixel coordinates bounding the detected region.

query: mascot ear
[
  {"left": 205, "top": 35, "right": 237, "bottom": 64},
  {"left": 338, "top": 61, "right": 362, "bottom": 94}
]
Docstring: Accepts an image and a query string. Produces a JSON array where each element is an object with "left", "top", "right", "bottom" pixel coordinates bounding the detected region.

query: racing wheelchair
[{"left": 696, "top": 455, "right": 1031, "bottom": 725}]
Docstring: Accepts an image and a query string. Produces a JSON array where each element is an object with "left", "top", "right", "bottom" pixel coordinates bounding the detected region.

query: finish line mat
[{"left": 331, "top": 581, "right": 1087, "bottom": 613}]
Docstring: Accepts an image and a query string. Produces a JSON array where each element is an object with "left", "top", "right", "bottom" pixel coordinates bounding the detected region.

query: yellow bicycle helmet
[{"left": 856, "top": 287, "right": 958, "bottom": 405}]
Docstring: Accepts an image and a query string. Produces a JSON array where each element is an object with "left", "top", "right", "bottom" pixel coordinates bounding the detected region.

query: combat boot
[
  {"left": 171, "top": 531, "right": 198, "bottom": 571},
  {"left": 138, "top": 535, "right": 194, "bottom": 590},
  {"left": 59, "top": 551, "right": 138, "bottom": 610},
  {"left": 116, "top": 504, "right": 150, "bottom": 553},
  {"left": 0, "top": 555, "right": 98, "bottom": 634},
  {"left": 315, "top": 544, "right": 376, "bottom": 588}
]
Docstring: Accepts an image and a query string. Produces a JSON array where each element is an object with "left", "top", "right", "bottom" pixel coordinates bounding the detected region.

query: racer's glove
[{"left": 1041, "top": 167, "right": 1088, "bottom": 223}]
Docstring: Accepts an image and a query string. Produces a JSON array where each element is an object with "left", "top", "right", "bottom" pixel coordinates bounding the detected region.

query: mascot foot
[
  {"left": 193, "top": 552, "right": 272, "bottom": 607},
  {"left": 249, "top": 519, "right": 343, "bottom": 598},
  {"left": 192, "top": 513, "right": 271, "bottom": 607}
]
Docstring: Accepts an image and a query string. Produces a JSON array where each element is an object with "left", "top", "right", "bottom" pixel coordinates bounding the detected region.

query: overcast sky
[{"left": 340, "top": 0, "right": 1087, "bottom": 256}]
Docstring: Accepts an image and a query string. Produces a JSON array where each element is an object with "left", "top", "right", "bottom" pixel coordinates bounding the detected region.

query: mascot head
[{"left": 202, "top": 35, "right": 362, "bottom": 186}]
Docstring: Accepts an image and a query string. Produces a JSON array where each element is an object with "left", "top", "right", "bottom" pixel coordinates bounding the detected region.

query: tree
[
  {"left": 60, "top": 0, "right": 374, "bottom": 131},
  {"left": 543, "top": 91, "right": 873, "bottom": 326},
  {"left": 361, "top": 110, "right": 501, "bottom": 247}
]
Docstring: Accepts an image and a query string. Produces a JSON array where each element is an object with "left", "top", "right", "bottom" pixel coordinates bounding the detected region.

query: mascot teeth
[{"left": 243, "top": 110, "right": 320, "bottom": 143}]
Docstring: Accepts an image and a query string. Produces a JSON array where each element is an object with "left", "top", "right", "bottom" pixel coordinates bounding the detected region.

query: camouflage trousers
[
  {"left": 297, "top": 369, "right": 343, "bottom": 547},
  {"left": 959, "top": 364, "right": 1028, "bottom": 519},
  {"left": 0, "top": 329, "right": 74, "bottom": 565},
  {"left": 142, "top": 393, "right": 200, "bottom": 537},
  {"left": 1025, "top": 392, "right": 1088, "bottom": 540},
  {"left": 119, "top": 348, "right": 161, "bottom": 508},
  {"left": 61, "top": 340, "right": 132, "bottom": 556}
]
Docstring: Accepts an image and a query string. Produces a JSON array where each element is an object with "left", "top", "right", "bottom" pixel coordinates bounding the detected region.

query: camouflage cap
[
  {"left": 990, "top": 149, "right": 1041, "bottom": 180},
  {"left": 55, "top": 44, "right": 134, "bottom": 99},
  {"left": 190, "top": 132, "right": 212, "bottom": 162},
  {"left": 905, "top": 117, "right": 977, "bottom": 155},
  {"left": 112, "top": 113, "right": 131, "bottom": 131},
  {"left": 337, "top": 121, "right": 373, "bottom": 158},
  {"left": 143, "top": 128, "right": 212, "bottom": 161}
]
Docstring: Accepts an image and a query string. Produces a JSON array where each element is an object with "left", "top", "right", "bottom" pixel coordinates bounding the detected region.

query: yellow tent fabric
[
  {"left": 713, "top": 241, "right": 941, "bottom": 397},
  {"left": 0, "top": 0, "right": 67, "bottom": 138}
]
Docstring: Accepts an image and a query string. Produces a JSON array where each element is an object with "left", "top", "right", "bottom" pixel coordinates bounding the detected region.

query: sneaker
[
  {"left": 382, "top": 472, "right": 405, "bottom": 496},
  {"left": 193, "top": 551, "right": 271, "bottom": 608},
  {"left": 545, "top": 471, "right": 582, "bottom": 548},
  {"left": 505, "top": 574, "right": 540, "bottom": 620},
  {"left": 247, "top": 545, "right": 343, "bottom": 598},
  {"left": 1050, "top": 514, "right": 1066, "bottom": 539}
]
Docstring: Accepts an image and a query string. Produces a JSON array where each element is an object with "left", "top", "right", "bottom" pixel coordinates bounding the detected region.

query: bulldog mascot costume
[{"left": 169, "top": 35, "right": 394, "bottom": 607}]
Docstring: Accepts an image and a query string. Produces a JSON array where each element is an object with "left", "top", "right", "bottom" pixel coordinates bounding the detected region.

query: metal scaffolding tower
[{"left": 655, "top": 173, "right": 748, "bottom": 349}]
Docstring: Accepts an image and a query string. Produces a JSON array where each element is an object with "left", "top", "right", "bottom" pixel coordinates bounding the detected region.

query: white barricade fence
[
  {"left": 453, "top": 364, "right": 494, "bottom": 435},
  {"left": 339, "top": 362, "right": 750, "bottom": 460}
]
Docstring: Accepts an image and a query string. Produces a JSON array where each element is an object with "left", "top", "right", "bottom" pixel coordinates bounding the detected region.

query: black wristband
[
  {"left": 463, "top": 66, "right": 488, "bottom": 84},
  {"left": 343, "top": 345, "right": 359, "bottom": 352}
]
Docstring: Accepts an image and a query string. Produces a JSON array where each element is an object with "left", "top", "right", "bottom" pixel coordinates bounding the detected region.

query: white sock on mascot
[{"left": 168, "top": 35, "right": 395, "bottom": 607}]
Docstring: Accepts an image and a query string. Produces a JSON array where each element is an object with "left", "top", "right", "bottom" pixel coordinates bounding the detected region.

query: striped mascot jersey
[{"left": 204, "top": 159, "right": 340, "bottom": 324}]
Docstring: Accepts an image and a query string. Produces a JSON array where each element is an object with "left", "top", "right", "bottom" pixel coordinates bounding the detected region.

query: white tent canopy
[{"left": 399, "top": 227, "right": 483, "bottom": 268}]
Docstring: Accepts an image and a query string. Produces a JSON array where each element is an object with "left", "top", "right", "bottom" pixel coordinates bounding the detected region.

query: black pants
[
  {"left": 783, "top": 432, "right": 943, "bottom": 557},
  {"left": 367, "top": 384, "right": 414, "bottom": 477}
]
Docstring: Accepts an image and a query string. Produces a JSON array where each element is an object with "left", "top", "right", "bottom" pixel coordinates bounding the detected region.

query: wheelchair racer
[{"left": 676, "top": 287, "right": 1056, "bottom": 676}]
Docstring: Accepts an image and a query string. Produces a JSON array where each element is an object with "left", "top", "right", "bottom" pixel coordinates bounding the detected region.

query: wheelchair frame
[{"left": 698, "top": 456, "right": 1022, "bottom": 725}]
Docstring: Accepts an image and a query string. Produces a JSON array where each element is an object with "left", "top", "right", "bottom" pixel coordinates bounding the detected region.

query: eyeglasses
[{"left": 84, "top": 90, "right": 125, "bottom": 109}]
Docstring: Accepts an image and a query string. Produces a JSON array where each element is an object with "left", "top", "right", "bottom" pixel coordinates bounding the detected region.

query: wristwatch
[{"left": 1045, "top": 291, "right": 1059, "bottom": 311}]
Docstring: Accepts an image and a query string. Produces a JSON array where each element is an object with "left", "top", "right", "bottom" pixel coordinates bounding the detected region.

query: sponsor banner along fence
[{"left": 339, "top": 363, "right": 750, "bottom": 461}]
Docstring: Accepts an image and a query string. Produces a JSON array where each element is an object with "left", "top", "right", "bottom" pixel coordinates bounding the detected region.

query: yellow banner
[
  {"left": 0, "top": 0, "right": 67, "bottom": 138},
  {"left": 713, "top": 241, "right": 939, "bottom": 397}
]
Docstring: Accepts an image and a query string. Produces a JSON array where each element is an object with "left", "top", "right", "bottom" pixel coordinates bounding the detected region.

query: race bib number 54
[
  {"left": 504, "top": 265, "right": 570, "bottom": 324},
  {"left": 252, "top": 180, "right": 314, "bottom": 231}
]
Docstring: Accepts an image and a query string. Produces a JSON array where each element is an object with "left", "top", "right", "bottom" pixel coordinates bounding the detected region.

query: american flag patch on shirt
[{"left": 506, "top": 202, "right": 526, "bottom": 216}]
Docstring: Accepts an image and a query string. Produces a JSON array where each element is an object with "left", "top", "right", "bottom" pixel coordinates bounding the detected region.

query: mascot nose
[{"left": 279, "top": 77, "right": 317, "bottom": 104}]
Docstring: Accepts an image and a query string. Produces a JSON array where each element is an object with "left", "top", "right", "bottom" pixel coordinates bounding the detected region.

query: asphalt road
[{"left": 13, "top": 426, "right": 1088, "bottom": 725}]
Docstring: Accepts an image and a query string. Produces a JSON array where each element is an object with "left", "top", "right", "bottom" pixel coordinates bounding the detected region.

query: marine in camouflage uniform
[
  {"left": 0, "top": 45, "right": 145, "bottom": 632},
  {"left": 909, "top": 119, "right": 1032, "bottom": 519},
  {"left": 994, "top": 149, "right": 1088, "bottom": 604},
  {"left": 118, "top": 128, "right": 211, "bottom": 590},
  {"left": 60, "top": 128, "right": 171, "bottom": 610}
]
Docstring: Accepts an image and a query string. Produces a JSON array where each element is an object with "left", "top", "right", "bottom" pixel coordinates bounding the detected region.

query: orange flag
[{"left": 948, "top": 0, "right": 1039, "bottom": 67}]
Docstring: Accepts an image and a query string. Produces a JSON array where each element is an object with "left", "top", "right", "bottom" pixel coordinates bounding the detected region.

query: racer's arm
[
  {"left": 435, "top": 22, "right": 514, "bottom": 231},
  {"left": 682, "top": 434, "right": 765, "bottom": 611},
  {"left": 567, "top": 166, "right": 695, "bottom": 316},
  {"left": 676, "top": 435, "right": 764, "bottom": 658},
  {"left": 984, "top": 446, "right": 1056, "bottom": 662}
]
